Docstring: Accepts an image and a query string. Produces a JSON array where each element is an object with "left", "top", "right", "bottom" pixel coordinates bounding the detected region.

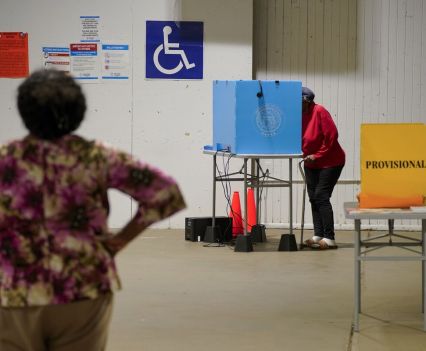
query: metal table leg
[
  {"left": 212, "top": 154, "right": 217, "bottom": 227},
  {"left": 388, "top": 219, "right": 394, "bottom": 244},
  {"left": 243, "top": 158, "right": 248, "bottom": 235},
  {"left": 233, "top": 157, "right": 254, "bottom": 252},
  {"left": 354, "top": 219, "right": 361, "bottom": 332},
  {"left": 203, "top": 153, "right": 222, "bottom": 243},
  {"left": 423, "top": 219, "right": 426, "bottom": 331},
  {"left": 289, "top": 158, "right": 293, "bottom": 235},
  {"left": 255, "top": 159, "right": 260, "bottom": 223}
]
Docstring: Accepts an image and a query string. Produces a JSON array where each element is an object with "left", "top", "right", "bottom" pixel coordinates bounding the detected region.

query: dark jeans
[{"left": 304, "top": 165, "right": 344, "bottom": 240}]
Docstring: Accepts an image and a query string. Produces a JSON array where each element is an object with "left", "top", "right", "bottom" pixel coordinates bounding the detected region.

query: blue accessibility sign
[{"left": 146, "top": 21, "right": 203, "bottom": 79}]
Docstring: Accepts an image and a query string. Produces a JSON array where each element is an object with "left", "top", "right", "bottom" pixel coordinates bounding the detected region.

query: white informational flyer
[
  {"left": 42, "top": 47, "right": 70, "bottom": 72},
  {"left": 101, "top": 44, "right": 130, "bottom": 80},
  {"left": 70, "top": 43, "right": 100, "bottom": 82},
  {"left": 80, "top": 16, "right": 101, "bottom": 42}
]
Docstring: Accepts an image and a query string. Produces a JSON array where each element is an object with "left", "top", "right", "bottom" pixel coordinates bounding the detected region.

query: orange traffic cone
[
  {"left": 229, "top": 191, "right": 243, "bottom": 237},
  {"left": 247, "top": 188, "right": 257, "bottom": 232}
]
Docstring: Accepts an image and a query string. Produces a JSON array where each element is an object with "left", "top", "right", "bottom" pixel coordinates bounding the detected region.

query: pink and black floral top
[{"left": 0, "top": 134, "right": 185, "bottom": 307}]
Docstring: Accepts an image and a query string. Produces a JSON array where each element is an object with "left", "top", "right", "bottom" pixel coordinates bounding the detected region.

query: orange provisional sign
[
  {"left": 0, "top": 32, "right": 29, "bottom": 78},
  {"left": 360, "top": 123, "right": 426, "bottom": 207}
]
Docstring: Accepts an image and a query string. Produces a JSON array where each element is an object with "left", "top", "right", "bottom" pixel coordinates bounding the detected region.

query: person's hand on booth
[{"left": 304, "top": 154, "right": 316, "bottom": 163}]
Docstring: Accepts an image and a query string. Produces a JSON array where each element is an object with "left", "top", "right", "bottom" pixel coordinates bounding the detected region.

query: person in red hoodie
[{"left": 301, "top": 87, "right": 345, "bottom": 250}]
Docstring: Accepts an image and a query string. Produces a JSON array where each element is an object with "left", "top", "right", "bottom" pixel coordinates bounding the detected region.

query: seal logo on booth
[{"left": 255, "top": 104, "right": 283, "bottom": 137}]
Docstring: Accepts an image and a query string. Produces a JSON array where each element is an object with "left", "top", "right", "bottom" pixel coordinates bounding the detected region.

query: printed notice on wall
[
  {"left": 70, "top": 43, "right": 100, "bottom": 82},
  {"left": 101, "top": 44, "right": 130, "bottom": 80},
  {"left": 42, "top": 47, "right": 70, "bottom": 72},
  {"left": 80, "top": 16, "right": 101, "bottom": 42},
  {"left": 0, "top": 32, "right": 29, "bottom": 78}
]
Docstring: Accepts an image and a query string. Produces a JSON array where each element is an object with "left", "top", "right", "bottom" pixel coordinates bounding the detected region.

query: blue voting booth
[{"left": 211, "top": 80, "right": 302, "bottom": 154}]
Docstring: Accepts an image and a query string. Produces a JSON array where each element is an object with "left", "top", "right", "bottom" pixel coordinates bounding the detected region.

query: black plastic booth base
[
  {"left": 250, "top": 224, "right": 267, "bottom": 243},
  {"left": 234, "top": 234, "right": 254, "bottom": 252},
  {"left": 278, "top": 233, "right": 298, "bottom": 251},
  {"left": 203, "top": 226, "right": 221, "bottom": 243}
]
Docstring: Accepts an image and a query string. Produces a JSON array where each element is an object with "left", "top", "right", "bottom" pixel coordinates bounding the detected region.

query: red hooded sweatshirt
[{"left": 302, "top": 103, "right": 345, "bottom": 169}]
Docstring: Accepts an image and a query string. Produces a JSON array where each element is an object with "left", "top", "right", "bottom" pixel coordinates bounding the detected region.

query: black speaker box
[{"left": 185, "top": 216, "right": 232, "bottom": 242}]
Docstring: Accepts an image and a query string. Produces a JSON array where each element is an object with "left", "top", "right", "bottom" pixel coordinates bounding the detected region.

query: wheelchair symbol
[{"left": 153, "top": 26, "right": 196, "bottom": 75}]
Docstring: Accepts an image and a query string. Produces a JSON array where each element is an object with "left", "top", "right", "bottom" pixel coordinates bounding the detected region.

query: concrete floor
[{"left": 106, "top": 229, "right": 426, "bottom": 351}]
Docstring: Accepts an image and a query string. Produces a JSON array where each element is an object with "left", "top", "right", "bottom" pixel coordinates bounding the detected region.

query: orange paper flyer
[{"left": 0, "top": 32, "right": 29, "bottom": 78}]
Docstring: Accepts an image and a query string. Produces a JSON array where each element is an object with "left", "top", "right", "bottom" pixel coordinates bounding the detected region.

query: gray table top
[
  {"left": 344, "top": 202, "right": 426, "bottom": 220},
  {"left": 203, "top": 149, "right": 303, "bottom": 159}
]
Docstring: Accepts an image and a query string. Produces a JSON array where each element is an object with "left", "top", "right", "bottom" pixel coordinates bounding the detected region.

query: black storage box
[{"left": 184, "top": 217, "right": 233, "bottom": 242}]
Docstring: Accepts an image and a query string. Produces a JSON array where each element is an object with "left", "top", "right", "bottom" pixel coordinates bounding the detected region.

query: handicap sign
[{"left": 146, "top": 21, "right": 203, "bottom": 79}]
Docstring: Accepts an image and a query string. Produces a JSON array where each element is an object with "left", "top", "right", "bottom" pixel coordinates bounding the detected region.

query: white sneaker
[
  {"left": 303, "top": 236, "right": 323, "bottom": 247},
  {"left": 317, "top": 238, "right": 338, "bottom": 250}
]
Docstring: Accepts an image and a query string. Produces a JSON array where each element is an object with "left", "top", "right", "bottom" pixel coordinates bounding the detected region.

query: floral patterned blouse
[{"left": 0, "top": 134, "right": 185, "bottom": 307}]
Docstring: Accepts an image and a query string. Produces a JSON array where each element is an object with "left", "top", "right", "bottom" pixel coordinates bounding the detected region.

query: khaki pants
[{"left": 0, "top": 293, "right": 113, "bottom": 351}]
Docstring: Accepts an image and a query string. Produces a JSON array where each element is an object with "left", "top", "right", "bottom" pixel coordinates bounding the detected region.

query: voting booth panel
[
  {"left": 360, "top": 123, "right": 426, "bottom": 208},
  {"left": 212, "top": 80, "right": 302, "bottom": 155}
]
